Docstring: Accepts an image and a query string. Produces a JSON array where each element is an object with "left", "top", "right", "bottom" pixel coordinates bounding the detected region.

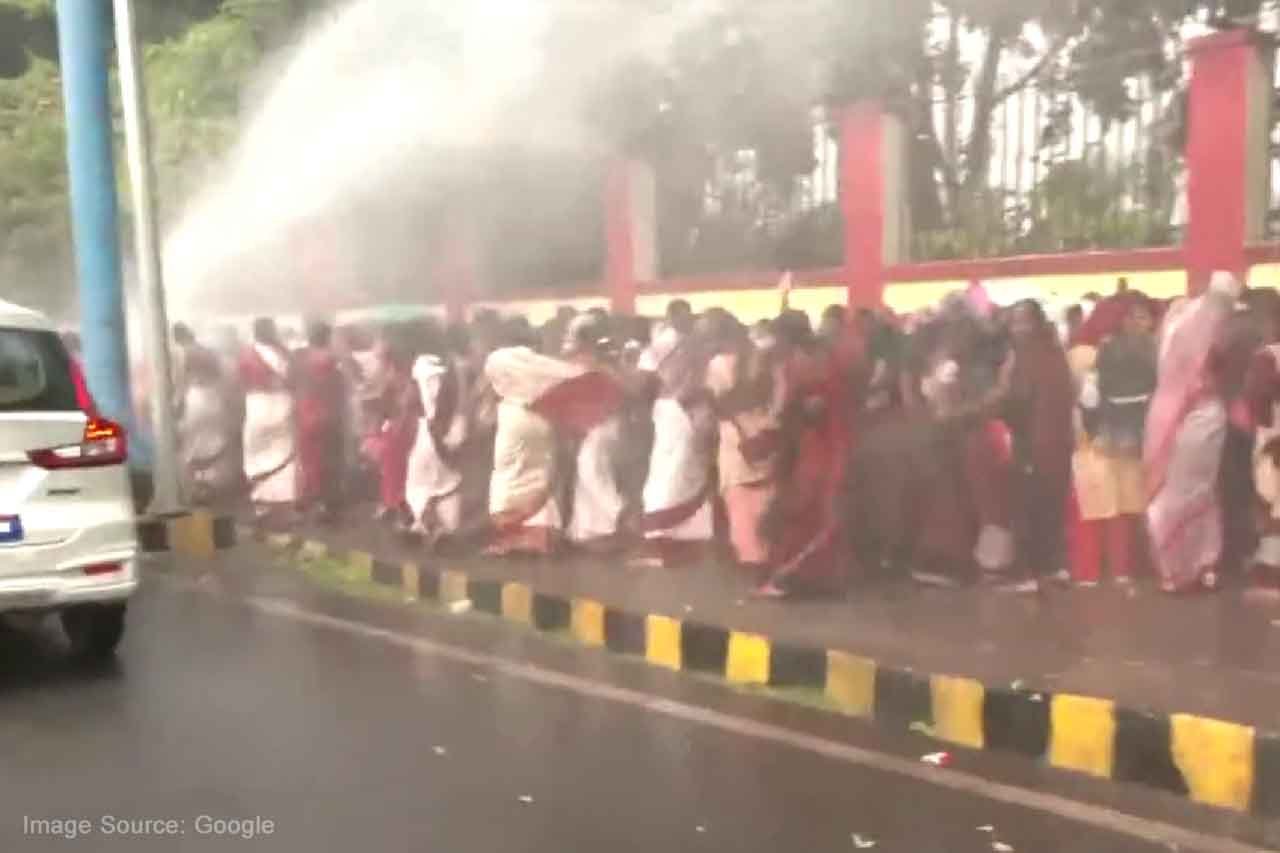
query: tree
[
  {"left": 0, "top": 0, "right": 316, "bottom": 314},
  {"left": 0, "top": 54, "right": 72, "bottom": 312},
  {"left": 586, "top": 4, "right": 827, "bottom": 274},
  {"left": 588, "top": 0, "right": 1266, "bottom": 261}
]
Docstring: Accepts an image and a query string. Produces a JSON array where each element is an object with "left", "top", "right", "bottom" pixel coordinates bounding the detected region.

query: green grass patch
[
  {"left": 276, "top": 549, "right": 850, "bottom": 722},
  {"left": 286, "top": 553, "right": 405, "bottom": 605}
]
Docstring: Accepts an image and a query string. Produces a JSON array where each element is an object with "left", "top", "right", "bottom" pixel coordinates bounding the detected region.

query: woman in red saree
[
  {"left": 365, "top": 335, "right": 419, "bottom": 528},
  {"left": 294, "top": 321, "right": 347, "bottom": 521},
  {"left": 756, "top": 310, "right": 862, "bottom": 599}
]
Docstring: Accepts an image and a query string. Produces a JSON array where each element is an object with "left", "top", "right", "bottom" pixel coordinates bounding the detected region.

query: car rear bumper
[{"left": 0, "top": 555, "right": 138, "bottom": 613}]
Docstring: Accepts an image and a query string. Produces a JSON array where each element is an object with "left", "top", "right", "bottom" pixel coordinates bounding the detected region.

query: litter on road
[
  {"left": 920, "top": 751, "right": 952, "bottom": 767},
  {"left": 851, "top": 833, "right": 877, "bottom": 848}
]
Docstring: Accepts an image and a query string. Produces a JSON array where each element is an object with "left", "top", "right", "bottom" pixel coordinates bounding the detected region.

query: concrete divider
[
  {"left": 138, "top": 510, "right": 237, "bottom": 558},
  {"left": 244, "top": 523, "right": 1280, "bottom": 818}
]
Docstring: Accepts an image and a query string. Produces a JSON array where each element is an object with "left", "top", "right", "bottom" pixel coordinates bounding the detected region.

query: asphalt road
[{"left": 0, "top": 557, "right": 1263, "bottom": 852}]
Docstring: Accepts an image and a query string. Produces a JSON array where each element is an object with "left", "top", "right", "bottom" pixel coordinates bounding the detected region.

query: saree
[
  {"left": 176, "top": 345, "right": 238, "bottom": 503},
  {"left": 707, "top": 350, "right": 780, "bottom": 570},
  {"left": 567, "top": 414, "right": 625, "bottom": 547},
  {"left": 1144, "top": 282, "right": 1237, "bottom": 590},
  {"left": 766, "top": 332, "right": 862, "bottom": 593},
  {"left": 1004, "top": 333, "right": 1076, "bottom": 581},
  {"left": 486, "top": 347, "right": 623, "bottom": 554},
  {"left": 638, "top": 328, "right": 716, "bottom": 544},
  {"left": 295, "top": 346, "right": 346, "bottom": 509},
  {"left": 405, "top": 354, "right": 464, "bottom": 536},
  {"left": 489, "top": 400, "right": 560, "bottom": 552},
  {"left": 239, "top": 343, "right": 298, "bottom": 507},
  {"left": 367, "top": 358, "right": 419, "bottom": 516},
  {"left": 641, "top": 398, "right": 715, "bottom": 542}
]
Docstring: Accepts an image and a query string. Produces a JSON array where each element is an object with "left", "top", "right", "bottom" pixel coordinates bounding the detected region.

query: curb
[
  {"left": 244, "top": 525, "right": 1278, "bottom": 818},
  {"left": 138, "top": 511, "right": 238, "bottom": 558}
]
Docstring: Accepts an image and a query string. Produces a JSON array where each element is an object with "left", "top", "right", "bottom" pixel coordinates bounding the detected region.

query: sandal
[{"left": 751, "top": 581, "right": 788, "bottom": 600}]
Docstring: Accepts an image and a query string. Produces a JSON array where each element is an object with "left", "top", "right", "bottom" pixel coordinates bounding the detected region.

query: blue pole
[{"left": 55, "top": 0, "right": 150, "bottom": 467}]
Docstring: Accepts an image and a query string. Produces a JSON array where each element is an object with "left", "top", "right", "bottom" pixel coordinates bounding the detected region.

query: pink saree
[{"left": 1144, "top": 288, "right": 1235, "bottom": 590}]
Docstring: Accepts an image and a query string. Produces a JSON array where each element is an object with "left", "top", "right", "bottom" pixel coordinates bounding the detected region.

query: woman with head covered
[{"left": 1145, "top": 271, "right": 1244, "bottom": 592}]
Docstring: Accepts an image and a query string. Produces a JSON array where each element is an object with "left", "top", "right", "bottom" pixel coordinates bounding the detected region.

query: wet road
[{"left": 0, "top": 560, "right": 1261, "bottom": 852}]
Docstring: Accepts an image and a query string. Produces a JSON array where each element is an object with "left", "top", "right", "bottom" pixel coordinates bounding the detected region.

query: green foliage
[
  {"left": 913, "top": 157, "right": 1177, "bottom": 260},
  {"left": 143, "top": 10, "right": 261, "bottom": 211},
  {"left": 0, "top": 55, "right": 71, "bottom": 311},
  {"left": 0, "top": 0, "right": 313, "bottom": 313}
]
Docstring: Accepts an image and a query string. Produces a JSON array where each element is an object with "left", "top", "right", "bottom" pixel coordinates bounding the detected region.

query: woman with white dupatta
[
  {"left": 562, "top": 314, "right": 630, "bottom": 552},
  {"left": 634, "top": 300, "right": 716, "bottom": 568},
  {"left": 405, "top": 330, "right": 465, "bottom": 549},
  {"left": 484, "top": 343, "right": 624, "bottom": 556},
  {"left": 173, "top": 324, "right": 239, "bottom": 505},
  {"left": 238, "top": 317, "right": 299, "bottom": 519}
]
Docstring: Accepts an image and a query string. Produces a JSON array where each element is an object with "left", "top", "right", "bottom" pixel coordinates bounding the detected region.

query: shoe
[
  {"left": 996, "top": 578, "right": 1039, "bottom": 594},
  {"left": 1050, "top": 569, "right": 1071, "bottom": 586}
]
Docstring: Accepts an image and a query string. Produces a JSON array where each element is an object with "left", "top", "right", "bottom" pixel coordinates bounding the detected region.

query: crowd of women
[{"left": 163, "top": 269, "right": 1280, "bottom": 600}]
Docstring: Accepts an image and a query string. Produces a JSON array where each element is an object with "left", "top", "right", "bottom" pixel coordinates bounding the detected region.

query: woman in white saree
[{"left": 238, "top": 318, "right": 298, "bottom": 517}]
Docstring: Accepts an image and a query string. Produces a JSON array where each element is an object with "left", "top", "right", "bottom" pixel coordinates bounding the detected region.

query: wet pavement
[
  {"left": 0, "top": 550, "right": 1265, "bottom": 851},
  {"left": 259, "top": 507, "right": 1280, "bottom": 730}
]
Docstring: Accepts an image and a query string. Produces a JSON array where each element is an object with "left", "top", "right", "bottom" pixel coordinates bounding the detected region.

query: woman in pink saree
[{"left": 1144, "top": 271, "right": 1243, "bottom": 592}]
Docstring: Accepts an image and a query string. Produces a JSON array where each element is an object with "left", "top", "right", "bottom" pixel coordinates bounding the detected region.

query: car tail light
[
  {"left": 82, "top": 562, "right": 122, "bottom": 576},
  {"left": 28, "top": 417, "right": 127, "bottom": 470},
  {"left": 67, "top": 357, "right": 97, "bottom": 416}
]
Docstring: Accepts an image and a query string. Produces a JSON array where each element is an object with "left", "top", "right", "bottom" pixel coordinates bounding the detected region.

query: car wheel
[{"left": 61, "top": 604, "right": 126, "bottom": 660}]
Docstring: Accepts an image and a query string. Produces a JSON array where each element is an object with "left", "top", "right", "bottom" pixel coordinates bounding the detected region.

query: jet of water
[{"left": 164, "top": 0, "right": 727, "bottom": 318}]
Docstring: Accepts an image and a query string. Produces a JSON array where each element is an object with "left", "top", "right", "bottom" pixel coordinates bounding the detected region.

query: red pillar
[
  {"left": 1185, "top": 29, "right": 1272, "bottom": 294},
  {"left": 838, "top": 102, "right": 907, "bottom": 307},
  {"left": 604, "top": 158, "right": 656, "bottom": 315}
]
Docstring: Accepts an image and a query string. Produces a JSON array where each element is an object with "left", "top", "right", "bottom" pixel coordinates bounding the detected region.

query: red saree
[
  {"left": 375, "top": 364, "right": 420, "bottom": 514},
  {"left": 295, "top": 347, "right": 346, "bottom": 507},
  {"left": 766, "top": 332, "right": 862, "bottom": 593}
]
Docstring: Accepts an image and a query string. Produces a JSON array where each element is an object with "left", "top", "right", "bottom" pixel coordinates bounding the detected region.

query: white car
[{"left": 0, "top": 300, "right": 137, "bottom": 659}]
